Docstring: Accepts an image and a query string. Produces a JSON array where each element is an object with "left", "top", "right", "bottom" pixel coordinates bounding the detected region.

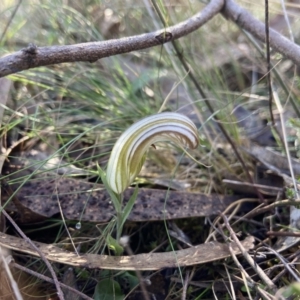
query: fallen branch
[
  {"left": 0, "top": 0, "right": 224, "bottom": 77},
  {"left": 0, "top": 232, "right": 254, "bottom": 270}
]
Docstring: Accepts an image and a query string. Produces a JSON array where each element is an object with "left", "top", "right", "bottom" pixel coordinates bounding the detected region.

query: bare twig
[
  {"left": 123, "top": 241, "right": 151, "bottom": 300},
  {"left": 227, "top": 243, "right": 255, "bottom": 299},
  {"left": 218, "top": 224, "right": 274, "bottom": 300},
  {"left": 267, "top": 231, "right": 300, "bottom": 238},
  {"left": 272, "top": 255, "right": 300, "bottom": 284},
  {"left": 273, "top": 90, "right": 299, "bottom": 198},
  {"left": 234, "top": 199, "right": 300, "bottom": 220},
  {"left": 263, "top": 0, "right": 290, "bottom": 194},
  {"left": 222, "top": 214, "right": 277, "bottom": 292},
  {"left": 181, "top": 270, "right": 190, "bottom": 300},
  {"left": 260, "top": 246, "right": 300, "bottom": 282},
  {"left": 222, "top": 0, "right": 300, "bottom": 66},
  {"left": 279, "top": 0, "right": 294, "bottom": 42},
  {"left": 265, "top": 0, "right": 275, "bottom": 126},
  {"left": 0, "top": 0, "right": 224, "bottom": 77},
  {"left": 0, "top": 248, "right": 23, "bottom": 300},
  {"left": 11, "top": 262, "right": 93, "bottom": 300},
  {"left": 223, "top": 263, "right": 237, "bottom": 300},
  {"left": 2, "top": 210, "right": 65, "bottom": 300},
  {"left": 206, "top": 198, "right": 259, "bottom": 242}
]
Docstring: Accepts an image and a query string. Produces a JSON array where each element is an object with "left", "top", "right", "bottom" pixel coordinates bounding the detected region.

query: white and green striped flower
[{"left": 106, "top": 112, "right": 199, "bottom": 194}]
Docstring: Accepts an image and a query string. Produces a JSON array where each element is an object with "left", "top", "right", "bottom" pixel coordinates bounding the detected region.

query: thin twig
[
  {"left": 223, "top": 263, "right": 237, "bottom": 300},
  {"left": 273, "top": 90, "right": 299, "bottom": 199},
  {"left": 227, "top": 243, "right": 255, "bottom": 299},
  {"left": 181, "top": 270, "right": 190, "bottom": 300},
  {"left": 221, "top": 213, "right": 277, "bottom": 292},
  {"left": 218, "top": 225, "right": 272, "bottom": 300},
  {"left": 279, "top": 0, "right": 294, "bottom": 42},
  {"left": 264, "top": 0, "right": 297, "bottom": 187},
  {"left": 256, "top": 287, "right": 275, "bottom": 300},
  {"left": 123, "top": 241, "right": 151, "bottom": 300},
  {"left": 272, "top": 255, "right": 300, "bottom": 284},
  {"left": 2, "top": 210, "right": 65, "bottom": 300},
  {"left": 11, "top": 262, "right": 93, "bottom": 300},
  {"left": 0, "top": 248, "right": 23, "bottom": 300},
  {"left": 267, "top": 231, "right": 300, "bottom": 238},
  {"left": 234, "top": 199, "right": 300, "bottom": 220},
  {"left": 264, "top": 1, "right": 287, "bottom": 169},
  {"left": 206, "top": 198, "right": 259, "bottom": 242},
  {"left": 260, "top": 246, "right": 300, "bottom": 282},
  {"left": 265, "top": 0, "right": 275, "bottom": 126}
]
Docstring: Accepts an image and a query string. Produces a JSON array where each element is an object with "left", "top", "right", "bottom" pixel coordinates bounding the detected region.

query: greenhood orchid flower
[{"left": 106, "top": 112, "right": 199, "bottom": 194}]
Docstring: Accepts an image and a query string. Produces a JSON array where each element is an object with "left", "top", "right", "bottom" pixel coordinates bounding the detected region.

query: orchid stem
[{"left": 116, "top": 193, "right": 124, "bottom": 241}]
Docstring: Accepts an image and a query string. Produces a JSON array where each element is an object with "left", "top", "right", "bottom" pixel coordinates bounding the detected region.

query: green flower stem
[{"left": 115, "top": 193, "right": 123, "bottom": 242}]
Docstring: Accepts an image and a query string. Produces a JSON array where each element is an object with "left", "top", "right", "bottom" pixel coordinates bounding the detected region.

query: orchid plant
[{"left": 98, "top": 112, "right": 199, "bottom": 254}]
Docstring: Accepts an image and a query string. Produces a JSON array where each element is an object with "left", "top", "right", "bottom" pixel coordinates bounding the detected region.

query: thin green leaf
[
  {"left": 97, "top": 163, "right": 122, "bottom": 212},
  {"left": 120, "top": 184, "right": 139, "bottom": 230}
]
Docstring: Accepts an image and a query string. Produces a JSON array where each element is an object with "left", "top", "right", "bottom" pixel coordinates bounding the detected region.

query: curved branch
[
  {"left": 223, "top": 0, "right": 300, "bottom": 66},
  {"left": 0, "top": 0, "right": 224, "bottom": 78}
]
